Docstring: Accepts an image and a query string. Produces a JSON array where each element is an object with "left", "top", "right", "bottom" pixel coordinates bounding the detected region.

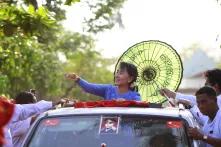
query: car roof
[
  {"left": 45, "top": 107, "right": 180, "bottom": 116},
  {"left": 40, "top": 107, "right": 195, "bottom": 125}
]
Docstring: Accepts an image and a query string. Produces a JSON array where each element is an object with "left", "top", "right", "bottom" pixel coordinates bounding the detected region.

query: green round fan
[{"left": 114, "top": 40, "right": 183, "bottom": 103}]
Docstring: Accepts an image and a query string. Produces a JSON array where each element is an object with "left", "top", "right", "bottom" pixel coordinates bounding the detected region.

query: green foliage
[
  {"left": 0, "top": 34, "right": 63, "bottom": 98},
  {"left": 62, "top": 48, "right": 115, "bottom": 101},
  {"left": 84, "top": 0, "right": 126, "bottom": 33},
  {"left": 54, "top": 31, "right": 94, "bottom": 54},
  {"left": 65, "top": 0, "right": 80, "bottom": 6},
  {"left": 0, "top": 73, "right": 9, "bottom": 94},
  {"left": 0, "top": 28, "right": 115, "bottom": 100},
  {"left": 51, "top": 31, "right": 115, "bottom": 100},
  {"left": 0, "top": 0, "right": 126, "bottom": 101},
  {"left": 1, "top": 0, "right": 126, "bottom": 35},
  {"left": 0, "top": 5, "right": 57, "bottom": 37}
]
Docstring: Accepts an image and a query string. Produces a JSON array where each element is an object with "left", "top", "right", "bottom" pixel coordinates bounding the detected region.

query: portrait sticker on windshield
[{"left": 99, "top": 116, "right": 120, "bottom": 134}]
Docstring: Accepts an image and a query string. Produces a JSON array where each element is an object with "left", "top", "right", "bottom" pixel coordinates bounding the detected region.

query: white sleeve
[
  {"left": 218, "top": 112, "right": 221, "bottom": 138},
  {"left": 217, "top": 95, "right": 221, "bottom": 108},
  {"left": 3, "top": 127, "right": 13, "bottom": 147},
  {"left": 190, "top": 105, "right": 208, "bottom": 126},
  {"left": 175, "top": 93, "right": 197, "bottom": 105},
  {"left": 10, "top": 118, "right": 31, "bottom": 137},
  {"left": 10, "top": 100, "right": 52, "bottom": 124}
]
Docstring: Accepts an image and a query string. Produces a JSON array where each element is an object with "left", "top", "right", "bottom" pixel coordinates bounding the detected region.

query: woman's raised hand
[
  {"left": 159, "top": 88, "right": 176, "bottom": 99},
  {"left": 65, "top": 73, "right": 80, "bottom": 81}
]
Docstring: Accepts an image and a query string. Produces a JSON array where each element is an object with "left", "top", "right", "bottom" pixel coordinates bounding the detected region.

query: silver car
[{"left": 22, "top": 104, "right": 202, "bottom": 147}]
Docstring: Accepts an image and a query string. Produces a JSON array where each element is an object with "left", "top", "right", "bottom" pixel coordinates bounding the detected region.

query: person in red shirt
[
  {"left": 0, "top": 96, "right": 66, "bottom": 147},
  {"left": 0, "top": 97, "right": 14, "bottom": 147}
]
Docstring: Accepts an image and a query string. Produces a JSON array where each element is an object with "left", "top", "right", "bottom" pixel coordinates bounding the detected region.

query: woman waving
[{"left": 65, "top": 62, "right": 141, "bottom": 101}]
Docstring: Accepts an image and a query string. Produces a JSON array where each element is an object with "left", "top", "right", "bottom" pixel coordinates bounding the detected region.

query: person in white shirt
[
  {"left": 187, "top": 86, "right": 221, "bottom": 147},
  {"left": 160, "top": 69, "right": 221, "bottom": 108},
  {"left": 1, "top": 97, "right": 65, "bottom": 147},
  {"left": 10, "top": 91, "right": 38, "bottom": 147},
  {"left": 11, "top": 118, "right": 31, "bottom": 147},
  {"left": 160, "top": 69, "right": 221, "bottom": 127}
]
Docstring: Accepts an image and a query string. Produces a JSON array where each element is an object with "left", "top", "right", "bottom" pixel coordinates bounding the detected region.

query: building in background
[{"left": 178, "top": 49, "right": 216, "bottom": 94}]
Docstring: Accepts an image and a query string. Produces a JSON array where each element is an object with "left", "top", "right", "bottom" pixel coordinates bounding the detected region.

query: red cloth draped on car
[
  {"left": 0, "top": 96, "right": 14, "bottom": 145},
  {"left": 74, "top": 100, "right": 149, "bottom": 108}
]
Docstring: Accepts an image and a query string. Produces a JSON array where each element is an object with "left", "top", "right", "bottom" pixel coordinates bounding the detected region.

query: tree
[
  {"left": 0, "top": 0, "right": 126, "bottom": 37},
  {"left": 83, "top": 0, "right": 126, "bottom": 33},
  {"left": 62, "top": 48, "right": 115, "bottom": 101},
  {"left": 51, "top": 31, "right": 115, "bottom": 100},
  {"left": 0, "top": 0, "right": 125, "bottom": 100}
]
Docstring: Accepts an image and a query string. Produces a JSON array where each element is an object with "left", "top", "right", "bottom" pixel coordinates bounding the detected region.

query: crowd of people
[
  {"left": 160, "top": 69, "right": 221, "bottom": 147},
  {"left": 0, "top": 62, "right": 140, "bottom": 147},
  {"left": 1, "top": 62, "right": 221, "bottom": 147}
]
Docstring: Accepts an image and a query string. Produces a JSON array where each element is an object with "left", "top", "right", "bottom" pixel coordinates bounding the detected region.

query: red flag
[{"left": 74, "top": 100, "right": 149, "bottom": 108}]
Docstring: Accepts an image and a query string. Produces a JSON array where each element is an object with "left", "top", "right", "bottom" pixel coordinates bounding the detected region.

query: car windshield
[{"left": 26, "top": 115, "right": 190, "bottom": 147}]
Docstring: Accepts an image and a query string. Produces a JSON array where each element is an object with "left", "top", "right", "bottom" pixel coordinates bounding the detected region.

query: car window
[{"left": 26, "top": 115, "right": 190, "bottom": 147}]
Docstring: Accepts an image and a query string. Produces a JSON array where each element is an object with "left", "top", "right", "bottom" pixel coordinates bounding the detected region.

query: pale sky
[{"left": 63, "top": 0, "right": 221, "bottom": 59}]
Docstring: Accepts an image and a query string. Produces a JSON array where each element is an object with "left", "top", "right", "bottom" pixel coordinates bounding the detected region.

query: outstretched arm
[
  {"left": 11, "top": 100, "right": 52, "bottom": 124},
  {"left": 160, "top": 88, "right": 197, "bottom": 105},
  {"left": 66, "top": 73, "right": 110, "bottom": 98},
  {"left": 77, "top": 78, "right": 110, "bottom": 98},
  {"left": 10, "top": 99, "right": 65, "bottom": 125},
  {"left": 175, "top": 93, "right": 197, "bottom": 105}
]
